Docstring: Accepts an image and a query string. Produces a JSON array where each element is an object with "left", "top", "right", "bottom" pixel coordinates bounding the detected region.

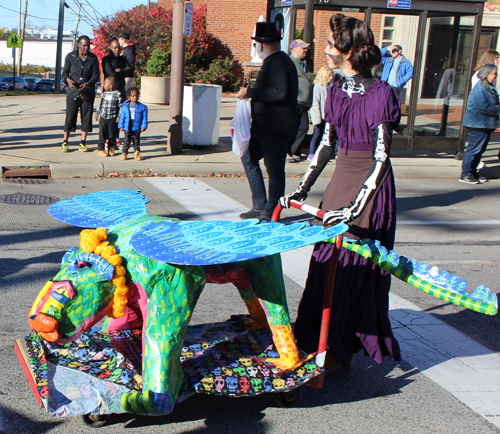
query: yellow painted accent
[
  {"left": 161, "top": 299, "right": 166, "bottom": 314},
  {"left": 147, "top": 359, "right": 151, "bottom": 370},
  {"left": 30, "top": 281, "right": 53, "bottom": 316}
]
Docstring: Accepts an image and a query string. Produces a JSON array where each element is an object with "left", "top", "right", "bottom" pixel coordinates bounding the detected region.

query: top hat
[{"left": 251, "top": 22, "right": 282, "bottom": 43}]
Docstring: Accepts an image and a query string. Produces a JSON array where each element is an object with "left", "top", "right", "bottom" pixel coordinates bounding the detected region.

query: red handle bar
[{"left": 271, "top": 200, "right": 325, "bottom": 222}]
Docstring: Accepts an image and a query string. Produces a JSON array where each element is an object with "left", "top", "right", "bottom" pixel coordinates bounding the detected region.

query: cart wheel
[
  {"left": 82, "top": 413, "right": 109, "bottom": 428},
  {"left": 273, "top": 388, "right": 301, "bottom": 408}
]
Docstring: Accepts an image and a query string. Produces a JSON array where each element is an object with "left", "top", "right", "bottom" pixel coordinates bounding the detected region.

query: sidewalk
[{"left": 1, "top": 93, "right": 500, "bottom": 179}]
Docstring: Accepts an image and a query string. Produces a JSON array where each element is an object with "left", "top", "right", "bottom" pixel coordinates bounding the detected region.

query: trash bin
[{"left": 182, "top": 84, "right": 222, "bottom": 146}]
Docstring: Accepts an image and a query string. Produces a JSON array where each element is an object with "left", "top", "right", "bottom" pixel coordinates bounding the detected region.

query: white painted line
[{"left": 144, "top": 177, "right": 500, "bottom": 429}]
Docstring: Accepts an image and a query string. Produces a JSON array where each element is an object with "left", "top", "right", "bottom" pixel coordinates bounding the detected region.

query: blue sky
[{"left": 0, "top": 0, "right": 146, "bottom": 37}]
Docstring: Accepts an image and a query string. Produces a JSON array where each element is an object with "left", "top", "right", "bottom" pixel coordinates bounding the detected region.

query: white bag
[{"left": 229, "top": 99, "right": 251, "bottom": 157}]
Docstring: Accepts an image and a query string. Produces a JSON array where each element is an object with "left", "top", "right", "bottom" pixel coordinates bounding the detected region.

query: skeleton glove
[{"left": 279, "top": 187, "right": 308, "bottom": 209}]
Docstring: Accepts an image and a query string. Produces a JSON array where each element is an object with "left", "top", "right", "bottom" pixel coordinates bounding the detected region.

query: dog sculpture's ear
[{"left": 48, "top": 190, "right": 149, "bottom": 228}]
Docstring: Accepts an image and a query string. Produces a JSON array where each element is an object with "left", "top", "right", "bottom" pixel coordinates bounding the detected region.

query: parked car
[
  {"left": 24, "top": 77, "right": 42, "bottom": 91},
  {"left": 0, "top": 76, "right": 28, "bottom": 91},
  {"left": 35, "top": 79, "right": 56, "bottom": 92}
]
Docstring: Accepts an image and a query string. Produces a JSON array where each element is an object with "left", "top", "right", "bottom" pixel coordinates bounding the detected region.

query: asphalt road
[{"left": 1, "top": 175, "right": 499, "bottom": 434}]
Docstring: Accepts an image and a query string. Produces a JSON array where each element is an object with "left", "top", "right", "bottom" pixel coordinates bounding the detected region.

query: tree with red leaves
[{"left": 92, "top": 3, "right": 223, "bottom": 82}]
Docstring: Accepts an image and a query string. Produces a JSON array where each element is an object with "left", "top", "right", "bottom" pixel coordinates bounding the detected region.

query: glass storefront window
[
  {"left": 372, "top": 13, "right": 419, "bottom": 138},
  {"left": 414, "top": 15, "right": 476, "bottom": 139}
]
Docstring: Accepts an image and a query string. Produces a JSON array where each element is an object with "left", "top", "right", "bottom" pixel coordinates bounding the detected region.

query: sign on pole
[
  {"left": 7, "top": 32, "right": 23, "bottom": 48},
  {"left": 183, "top": 1, "right": 194, "bottom": 36}
]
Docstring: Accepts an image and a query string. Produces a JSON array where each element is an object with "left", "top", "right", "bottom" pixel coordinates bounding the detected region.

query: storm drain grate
[
  {"left": 4, "top": 178, "right": 53, "bottom": 184},
  {"left": 0, "top": 194, "right": 60, "bottom": 205}
]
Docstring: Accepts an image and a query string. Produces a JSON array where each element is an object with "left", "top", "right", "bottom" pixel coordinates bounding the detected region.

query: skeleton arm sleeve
[
  {"left": 323, "top": 122, "right": 392, "bottom": 226},
  {"left": 279, "top": 123, "right": 336, "bottom": 208}
]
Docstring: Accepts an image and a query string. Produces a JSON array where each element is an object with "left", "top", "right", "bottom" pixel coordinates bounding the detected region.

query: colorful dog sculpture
[{"left": 28, "top": 190, "right": 347, "bottom": 415}]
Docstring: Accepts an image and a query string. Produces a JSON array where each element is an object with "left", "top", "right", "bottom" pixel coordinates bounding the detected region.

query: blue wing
[
  {"left": 131, "top": 219, "right": 348, "bottom": 265},
  {"left": 48, "top": 190, "right": 149, "bottom": 228}
]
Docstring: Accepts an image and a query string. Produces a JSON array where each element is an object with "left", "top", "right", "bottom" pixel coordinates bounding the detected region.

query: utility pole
[
  {"left": 168, "top": 0, "right": 185, "bottom": 154},
  {"left": 17, "top": 0, "right": 21, "bottom": 74},
  {"left": 73, "top": 2, "right": 82, "bottom": 50},
  {"left": 18, "top": 0, "right": 28, "bottom": 76},
  {"left": 303, "top": 0, "right": 314, "bottom": 71},
  {"left": 55, "top": 0, "right": 66, "bottom": 93}
]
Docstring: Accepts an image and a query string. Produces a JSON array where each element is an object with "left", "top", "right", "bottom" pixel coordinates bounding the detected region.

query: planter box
[
  {"left": 182, "top": 84, "right": 222, "bottom": 146},
  {"left": 140, "top": 76, "right": 170, "bottom": 105}
]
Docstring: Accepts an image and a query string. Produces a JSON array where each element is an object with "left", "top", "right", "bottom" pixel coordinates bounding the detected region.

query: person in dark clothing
[
  {"left": 280, "top": 13, "right": 401, "bottom": 373},
  {"left": 118, "top": 32, "right": 136, "bottom": 92},
  {"left": 102, "top": 37, "right": 128, "bottom": 149},
  {"left": 288, "top": 39, "right": 313, "bottom": 162},
  {"left": 102, "top": 37, "right": 127, "bottom": 101},
  {"left": 61, "top": 35, "right": 99, "bottom": 152},
  {"left": 235, "top": 22, "right": 298, "bottom": 221}
]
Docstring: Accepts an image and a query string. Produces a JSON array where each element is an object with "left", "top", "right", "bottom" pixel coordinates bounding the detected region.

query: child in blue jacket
[{"left": 118, "top": 87, "right": 148, "bottom": 160}]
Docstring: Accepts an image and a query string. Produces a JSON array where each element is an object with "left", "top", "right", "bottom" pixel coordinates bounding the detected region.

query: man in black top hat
[
  {"left": 236, "top": 21, "right": 298, "bottom": 221},
  {"left": 118, "top": 31, "right": 136, "bottom": 91}
]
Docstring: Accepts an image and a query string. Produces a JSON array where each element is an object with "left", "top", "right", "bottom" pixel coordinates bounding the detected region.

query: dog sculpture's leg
[
  {"left": 239, "top": 254, "right": 301, "bottom": 370},
  {"left": 121, "top": 264, "right": 206, "bottom": 415}
]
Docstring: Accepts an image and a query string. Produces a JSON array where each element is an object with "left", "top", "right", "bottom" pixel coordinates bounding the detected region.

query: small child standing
[
  {"left": 118, "top": 87, "right": 148, "bottom": 161},
  {"left": 95, "top": 76, "right": 121, "bottom": 157}
]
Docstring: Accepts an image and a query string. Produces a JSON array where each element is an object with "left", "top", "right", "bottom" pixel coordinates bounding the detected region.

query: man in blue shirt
[{"left": 380, "top": 44, "right": 413, "bottom": 100}]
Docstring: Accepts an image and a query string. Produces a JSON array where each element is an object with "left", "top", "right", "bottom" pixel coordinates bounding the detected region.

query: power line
[
  {"left": 0, "top": 4, "right": 77, "bottom": 23},
  {"left": 83, "top": 0, "right": 105, "bottom": 19}
]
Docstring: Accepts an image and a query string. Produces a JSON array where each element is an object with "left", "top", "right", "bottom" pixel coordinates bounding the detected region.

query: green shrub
[
  {"left": 0, "top": 62, "right": 51, "bottom": 74},
  {"left": 193, "top": 56, "right": 239, "bottom": 91},
  {"left": 146, "top": 49, "right": 171, "bottom": 77}
]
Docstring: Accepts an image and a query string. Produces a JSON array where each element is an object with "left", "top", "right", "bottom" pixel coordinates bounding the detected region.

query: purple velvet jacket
[{"left": 324, "top": 79, "right": 400, "bottom": 153}]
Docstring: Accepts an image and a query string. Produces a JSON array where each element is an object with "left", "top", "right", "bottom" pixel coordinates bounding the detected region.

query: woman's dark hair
[
  {"left": 329, "top": 13, "right": 381, "bottom": 72},
  {"left": 127, "top": 87, "right": 140, "bottom": 97},
  {"left": 478, "top": 63, "right": 497, "bottom": 89}
]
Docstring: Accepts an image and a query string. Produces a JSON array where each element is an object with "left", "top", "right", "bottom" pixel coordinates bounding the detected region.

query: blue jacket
[
  {"left": 380, "top": 47, "right": 414, "bottom": 89},
  {"left": 118, "top": 101, "right": 148, "bottom": 132},
  {"left": 463, "top": 81, "right": 500, "bottom": 130}
]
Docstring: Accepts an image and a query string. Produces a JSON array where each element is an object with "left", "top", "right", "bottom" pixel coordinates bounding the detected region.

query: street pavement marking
[{"left": 145, "top": 177, "right": 500, "bottom": 429}]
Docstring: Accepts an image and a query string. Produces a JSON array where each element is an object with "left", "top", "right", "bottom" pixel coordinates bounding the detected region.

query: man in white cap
[{"left": 288, "top": 39, "right": 313, "bottom": 162}]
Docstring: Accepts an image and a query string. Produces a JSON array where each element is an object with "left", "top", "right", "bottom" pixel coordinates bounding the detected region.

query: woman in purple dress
[{"left": 280, "top": 13, "right": 401, "bottom": 370}]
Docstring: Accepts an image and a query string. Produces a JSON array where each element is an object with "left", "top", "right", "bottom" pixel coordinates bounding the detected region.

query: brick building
[{"left": 157, "top": 0, "right": 382, "bottom": 80}]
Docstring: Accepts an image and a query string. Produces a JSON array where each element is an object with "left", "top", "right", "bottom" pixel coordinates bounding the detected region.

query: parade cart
[{"left": 15, "top": 191, "right": 497, "bottom": 427}]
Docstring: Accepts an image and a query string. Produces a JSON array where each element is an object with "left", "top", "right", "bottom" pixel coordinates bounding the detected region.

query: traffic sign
[
  {"left": 183, "top": 2, "right": 193, "bottom": 36},
  {"left": 7, "top": 32, "right": 23, "bottom": 48}
]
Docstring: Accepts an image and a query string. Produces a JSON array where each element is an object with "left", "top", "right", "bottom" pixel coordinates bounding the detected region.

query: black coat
[
  {"left": 121, "top": 44, "right": 136, "bottom": 78},
  {"left": 61, "top": 50, "right": 99, "bottom": 101},
  {"left": 246, "top": 51, "right": 298, "bottom": 138}
]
